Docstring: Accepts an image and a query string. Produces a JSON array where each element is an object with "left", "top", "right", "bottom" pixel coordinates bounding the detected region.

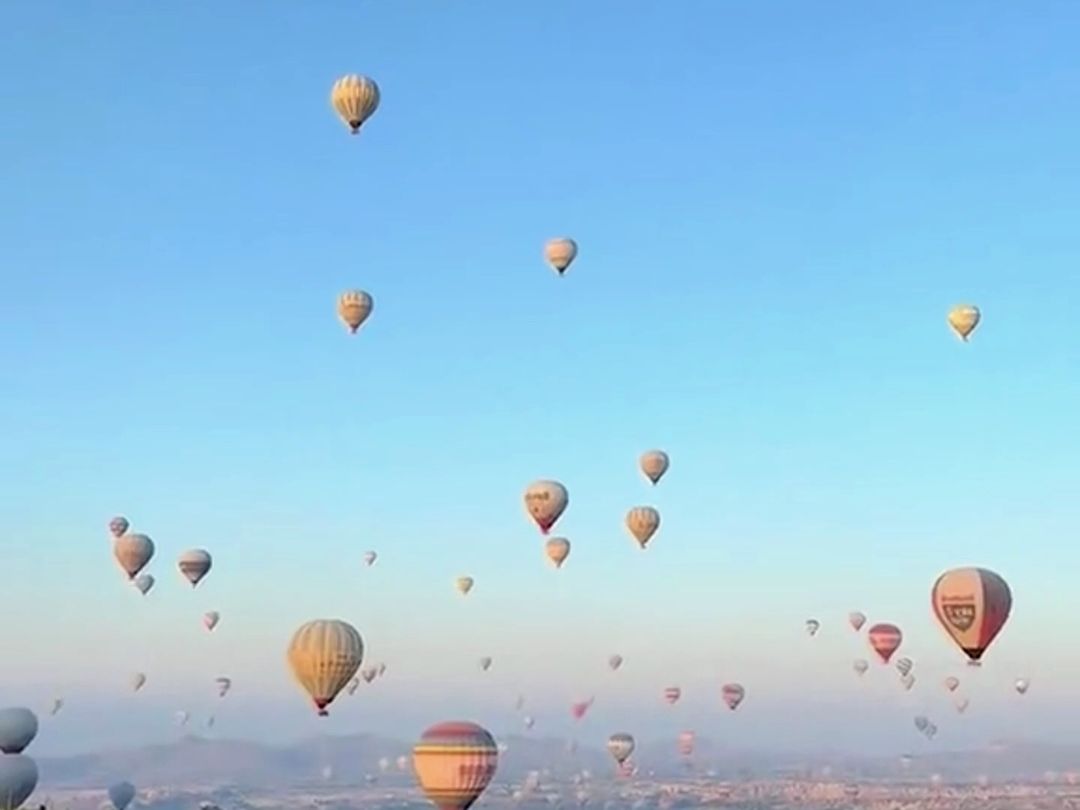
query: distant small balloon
[
  {"left": 133, "top": 574, "right": 154, "bottom": 595},
  {"left": 479, "top": 657, "right": 493, "bottom": 672},
  {"left": 108, "top": 516, "right": 130, "bottom": 538},
  {"left": 805, "top": 619, "right": 820, "bottom": 637},
  {"left": 947, "top": 304, "right": 981, "bottom": 342},
  {"left": 954, "top": 697, "right": 970, "bottom": 714},
  {"left": 606, "top": 733, "right": 635, "bottom": 766},
  {"left": 363, "top": 551, "right": 378, "bottom": 567},
  {"left": 895, "top": 657, "right": 914, "bottom": 678},
  {"left": 203, "top": 611, "right": 220, "bottom": 632},
  {"left": 177, "top": 549, "right": 212, "bottom": 587},
  {"left": 625, "top": 506, "right": 660, "bottom": 549},
  {"left": 0, "top": 709, "right": 38, "bottom": 755},
  {"left": 114, "top": 534, "right": 154, "bottom": 580},
  {"left": 49, "top": 698, "right": 63, "bottom": 717},
  {"left": 456, "top": 576, "right": 475, "bottom": 596},
  {"left": 108, "top": 781, "right": 136, "bottom": 810},
  {"left": 330, "top": 75, "right": 380, "bottom": 135},
  {"left": 215, "top": 677, "right": 231, "bottom": 698},
  {"left": 608, "top": 655, "right": 623, "bottom": 671},
  {"left": 545, "top": 537, "right": 571, "bottom": 569},
  {"left": 523, "top": 716, "right": 535, "bottom": 730},
  {"left": 337, "top": 290, "right": 374, "bottom": 334},
  {"left": 944, "top": 676, "right": 960, "bottom": 693},
  {"left": 131, "top": 672, "right": 147, "bottom": 692},
  {"left": 900, "top": 673, "right": 916, "bottom": 692},
  {"left": 867, "top": 623, "right": 903, "bottom": 664},
  {"left": 570, "top": 699, "right": 593, "bottom": 721},
  {"left": 524, "top": 481, "right": 569, "bottom": 535},
  {"left": 544, "top": 238, "right": 578, "bottom": 276},
  {"left": 347, "top": 677, "right": 360, "bottom": 696},
  {"left": 662, "top": 687, "right": 681, "bottom": 706},
  {"left": 853, "top": 659, "right": 869, "bottom": 677},
  {"left": 639, "top": 451, "right": 670, "bottom": 485},
  {"left": 848, "top": 611, "right": 867, "bottom": 632},
  {"left": 1015, "top": 678, "right": 1030, "bottom": 695}
]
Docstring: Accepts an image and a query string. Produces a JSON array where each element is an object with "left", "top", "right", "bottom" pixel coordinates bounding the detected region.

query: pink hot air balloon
[
  {"left": 868, "top": 623, "right": 903, "bottom": 664},
  {"left": 203, "top": 611, "right": 220, "bottom": 632},
  {"left": 677, "top": 730, "right": 695, "bottom": 757},
  {"left": 721, "top": 683, "right": 745, "bottom": 711},
  {"left": 570, "top": 698, "right": 593, "bottom": 721},
  {"left": 663, "top": 687, "right": 681, "bottom": 705}
]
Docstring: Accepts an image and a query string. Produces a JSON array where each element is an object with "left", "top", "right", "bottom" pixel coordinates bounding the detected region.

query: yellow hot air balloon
[
  {"left": 286, "top": 619, "right": 364, "bottom": 716},
  {"left": 947, "top": 304, "right": 981, "bottom": 342},
  {"left": 544, "top": 538, "right": 571, "bottom": 569},
  {"left": 625, "top": 506, "right": 660, "bottom": 549},
  {"left": 543, "top": 238, "right": 578, "bottom": 276},
  {"left": 413, "top": 721, "right": 498, "bottom": 810},
  {"left": 931, "top": 567, "right": 1012, "bottom": 665},
  {"left": 456, "top": 576, "right": 475, "bottom": 596},
  {"left": 639, "top": 450, "right": 670, "bottom": 485},
  {"left": 330, "top": 75, "right": 381, "bottom": 135},
  {"left": 337, "top": 290, "right": 373, "bottom": 334}
]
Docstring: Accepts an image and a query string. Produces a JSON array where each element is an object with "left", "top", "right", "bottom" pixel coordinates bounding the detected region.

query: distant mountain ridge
[{"left": 36, "top": 734, "right": 1080, "bottom": 789}]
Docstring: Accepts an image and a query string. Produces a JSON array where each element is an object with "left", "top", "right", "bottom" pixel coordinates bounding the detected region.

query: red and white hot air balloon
[
  {"left": 663, "top": 687, "right": 681, "bottom": 706},
  {"left": 721, "top": 683, "right": 745, "bottom": 711},
  {"left": 523, "top": 481, "right": 569, "bottom": 535},
  {"left": 867, "top": 623, "right": 903, "bottom": 664},
  {"left": 931, "top": 567, "right": 1012, "bottom": 665},
  {"left": 570, "top": 698, "right": 593, "bottom": 721}
]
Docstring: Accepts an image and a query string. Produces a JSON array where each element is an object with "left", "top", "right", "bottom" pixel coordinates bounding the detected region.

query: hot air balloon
[
  {"left": 570, "top": 699, "right": 593, "bottom": 721},
  {"left": 286, "top": 619, "right": 364, "bottom": 716},
  {"left": 523, "top": 716, "right": 535, "bottom": 730},
  {"left": 639, "top": 451, "right": 670, "bottom": 485},
  {"left": 954, "top": 697, "right": 970, "bottom": 714},
  {"left": 676, "top": 731, "right": 694, "bottom": 757},
  {"left": 721, "top": 683, "right": 745, "bottom": 711},
  {"left": 133, "top": 574, "right": 154, "bottom": 596},
  {"left": 114, "top": 534, "right": 154, "bottom": 579},
  {"left": 330, "top": 75, "right": 380, "bottom": 135},
  {"left": 377, "top": 662, "right": 387, "bottom": 676},
  {"left": 479, "top": 657, "right": 492, "bottom": 672},
  {"left": 931, "top": 567, "right": 1012, "bottom": 665},
  {"left": 524, "top": 481, "right": 569, "bottom": 534},
  {"left": 805, "top": 619, "right": 820, "bottom": 637},
  {"left": 606, "top": 734, "right": 634, "bottom": 766},
  {"left": 215, "top": 677, "right": 231, "bottom": 698},
  {"left": 131, "top": 673, "right": 146, "bottom": 692},
  {"left": 544, "top": 538, "right": 571, "bottom": 569},
  {"left": 362, "top": 666, "right": 378, "bottom": 684},
  {"left": 662, "top": 687, "right": 681, "bottom": 706},
  {"left": 867, "top": 623, "right": 903, "bottom": 663},
  {"left": 947, "top": 305, "right": 981, "bottom": 342},
  {"left": 177, "top": 549, "right": 212, "bottom": 587},
  {"left": 363, "top": 551, "right": 378, "bottom": 567},
  {"left": 0, "top": 709, "right": 38, "bottom": 755},
  {"left": 1015, "top": 678, "right": 1030, "bottom": 695},
  {"left": 895, "top": 657, "right": 914, "bottom": 678},
  {"left": 853, "top": 659, "right": 869, "bottom": 677},
  {"left": 608, "top": 655, "right": 623, "bottom": 671},
  {"left": 848, "top": 612, "right": 867, "bottom": 632},
  {"left": 544, "top": 238, "right": 578, "bottom": 276},
  {"left": 108, "top": 516, "right": 130, "bottom": 538},
  {"left": 900, "top": 673, "right": 915, "bottom": 691},
  {"left": 625, "top": 507, "right": 660, "bottom": 549},
  {"left": 379, "top": 757, "right": 391, "bottom": 773},
  {"left": 396, "top": 755, "right": 408, "bottom": 772},
  {"left": 174, "top": 710, "right": 190, "bottom": 727},
  {"left": 347, "top": 677, "right": 360, "bottom": 696},
  {"left": 914, "top": 716, "right": 929, "bottom": 733},
  {"left": 0, "top": 755, "right": 38, "bottom": 810},
  {"left": 944, "top": 676, "right": 960, "bottom": 693},
  {"left": 49, "top": 698, "right": 63, "bottom": 717},
  {"left": 456, "top": 576, "right": 474, "bottom": 596},
  {"left": 337, "top": 290, "right": 374, "bottom": 334},
  {"left": 203, "top": 611, "right": 220, "bottom": 632},
  {"left": 412, "top": 722, "right": 498, "bottom": 810},
  {"left": 109, "top": 782, "right": 135, "bottom": 810}
]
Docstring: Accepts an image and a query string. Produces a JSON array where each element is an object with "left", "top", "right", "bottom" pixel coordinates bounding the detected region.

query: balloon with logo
[
  {"left": 524, "top": 481, "right": 569, "bottom": 535},
  {"left": 626, "top": 507, "right": 660, "bottom": 549},
  {"left": 931, "top": 567, "right": 1012, "bottom": 665}
]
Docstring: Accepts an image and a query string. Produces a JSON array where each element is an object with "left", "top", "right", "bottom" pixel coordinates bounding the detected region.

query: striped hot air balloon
[
  {"left": 663, "top": 687, "right": 681, "bottom": 705},
  {"left": 867, "top": 622, "right": 903, "bottom": 664},
  {"left": 931, "top": 567, "right": 1012, "bottom": 665},
  {"left": 286, "top": 619, "right": 363, "bottom": 716},
  {"left": 412, "top": 721, "right": 498, "bottom": 810}
]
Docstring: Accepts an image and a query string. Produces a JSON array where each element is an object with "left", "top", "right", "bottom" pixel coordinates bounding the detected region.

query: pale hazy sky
[{"left": 2, "top": 1, "right": 1079, "bottom": 759}]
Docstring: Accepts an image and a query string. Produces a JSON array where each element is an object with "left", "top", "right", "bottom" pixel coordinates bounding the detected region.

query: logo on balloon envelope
[
  {"left": 943, "top": 603, "right": 976, "bottom": 631},
  {"left": 457, "top": 763, "right": 496, "bottom": 779}
]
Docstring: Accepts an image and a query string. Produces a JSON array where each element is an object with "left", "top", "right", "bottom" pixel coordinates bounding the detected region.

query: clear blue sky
[{"left": 1, "top": 1, "right": 1079, "bottom": 758}]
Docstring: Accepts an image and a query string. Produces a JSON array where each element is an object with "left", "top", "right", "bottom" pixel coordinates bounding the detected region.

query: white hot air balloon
[
  {"left": 363, "top": 551, "right": 378, "bottom": 567},
  {"left": 131, "top": 673, "right": 147, "bottom": 692},
  {"left": 853, "top": 659, "right": 869, "bottom": 676},
  {"left": 330, "top": 74, "right": 381, "bottom": 135},
  {"left": 1015, "top": 678, "right": 1030, "bottom": 695},
  {"left": 0, "top": 709, "right": 38, "bottom": 755},
  {"left": 0, "top": 755, "right": 38, "bottom": 810},
  {"left": 133, "top": 574, "right": 154, "bottom": 595},
  {"left": 108, "top": 781, "right": 136, "bottom": 810}
]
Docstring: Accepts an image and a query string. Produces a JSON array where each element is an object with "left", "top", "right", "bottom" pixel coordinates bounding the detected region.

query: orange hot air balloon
[
  {"left": 867, "top": 623, "right": 903, "bottom": 663},
  {"left": 931, "top": 567, "right": 1012, "bottom": 665},
  {"left": 413, "top": 721, "right": 498, "bottom": 810}
]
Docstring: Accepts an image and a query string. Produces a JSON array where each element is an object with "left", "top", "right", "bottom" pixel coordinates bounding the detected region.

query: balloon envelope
[
  {"left": 412, "top": 721, "right": 498, "bottom": 810},
  {"left": 177, "top": 549, "right": 212, "bottom": 587},
  {"left": 607, "top": 733, "right": 634, "bottom": 765},
  {"left": 639, "top": 450, "right": 670, "bottom": 485},
  {"left": 108, "top": 781, "right": 136, "bottom": 810},
  {"left": 0, "top": 709, "right": 37, "bottom": 755},
  {"left": 337, "top": 290, "right": 374, "bottom": 333},
  {"left": 848, "top": 611, "right": 867, "bottom": 632},
  {"left": 524, "top": 481, "right": 569, "bottom": 534},
  {"left": 625, "top": 507, "right": 660, "bottom": 549},
  {"left": 133, "top": 574, "right": 154, "bottom": 595},
  {"left": 544, "top": 238, "right": 578, "bottom": 275},
  {"left": 947, "top": 304, "right": 981, "bottom": 341},
  {"left": 114, "top": 534, "right": 154, "bottom": 579},
  {"left": 286, "top": 619, "right": 364, "bottom": 716},
  {"left": 330, "top": 75, "right": 380, "bottom": 134},
  {"left": 931, "top": 567, "right": 1012, "bottom": 664},
  {"left": 544, "top": 538, "right": 571, "bottom": 568},
  {"left": 868, "top": 623, "right": 903, "bottom": 663},
  {"left": 203, "top": 611, "right": 220, "bottom": 632},
  {"left": 0, "top": 755, "right": 38, "bottom": 810}
]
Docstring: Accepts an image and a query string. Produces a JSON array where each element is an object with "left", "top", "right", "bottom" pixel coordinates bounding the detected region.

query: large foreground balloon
[
  {"left": 0, "top": 709, "right": 38, "bottom": 754},
  {"left": 895, "top": 657, "right": 914, "bottom": 678},
  {"left": 544, "top": 238, "right": 578, "bottom": 276},
  {"left": 286, "top": 619, "right": 364, "bottom": 716},
  {"left": 524, "top": 481, "right": 569, "bottom": 534},
  {"left": 108, "top": 781, "right": 136, "bottom": 810},
  {"left": 0, "top": 755, "right": 38, "bottom": 810},
  {"left": 337, "top": 290, "right": 374, "bottom": 334},
  {"left": 412, "top": 721, "right": 498, "bottom": 810},
  {"left": 330, "top": 75, "right": 381, "bottom": 135},
  {"left": 625, "top": 507, "right": 660, "bottom": 549},
  {"left": 178, "top": 549, "right": 212, "bottom": 587},
  {"left": 868, "top": 623, "right": 903, "bottom": 663},
  {"left": 947, "top": 304, "right": 981, "bottom": 342},
  {"left": 114, "top": 534, "right": 154, "bottom": 579},
  {"left": 544, "top": 538, "right": 570, "bottom": 568},
  {"left": 931, "top": 567, "right": 1012, "bottom": 664},
  {"left": 721, "top": 683, "right": 745, "bottom": 710},
  {"left": 639, "top": 451, "right": 670, "bottom": 485},
  {"left": 606, "top": 733, "right": 634, "bottom": 765}
]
